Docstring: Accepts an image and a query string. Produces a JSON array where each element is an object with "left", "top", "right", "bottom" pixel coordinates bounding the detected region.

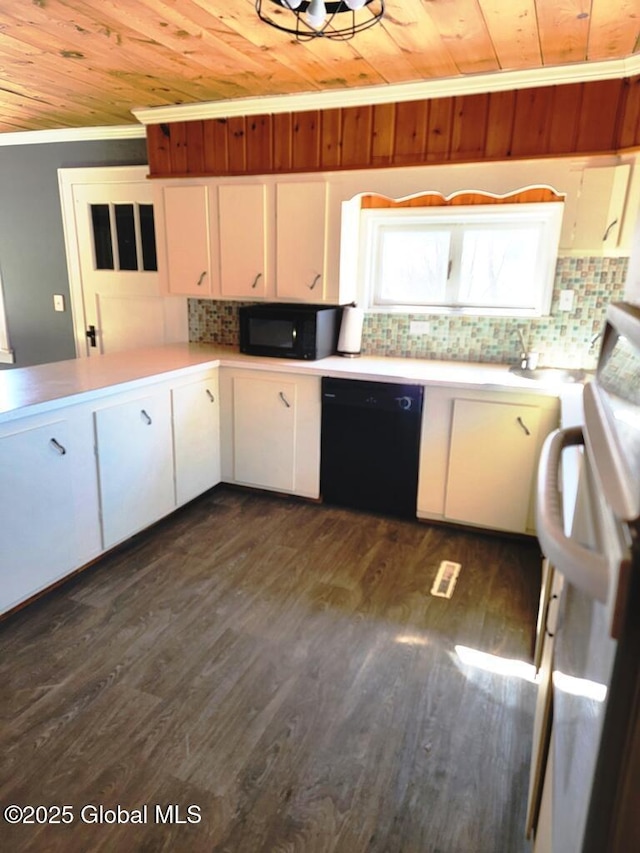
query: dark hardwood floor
[{"left": 0, "top": 486, "right": 541, "bottom": 852}]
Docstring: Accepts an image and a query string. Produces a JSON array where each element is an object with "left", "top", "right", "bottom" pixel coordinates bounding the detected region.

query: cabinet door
[
  {"left": 95, "top": 391, "right": 175, "bottom": 548},
  {"left": 219, "top": 184, "right": 268, "bottom": 298},
  {"left": 445, "top": 398, "right": 541, "bottom": 533},
  {"left": 162, "top": 185, "right": 213, "bottom": 295},
  {"left": 569, "top": 164, "right": 630, "bottom": 251},
  {"left": 232, "top": 374, "right": 296, "bottom": 492},
  {"left": 0, "top": 420, "right": 78, "bottom": 612},
  {"left": 172, "top": 374, "right": 221, "bottom": 506},
  {"left": 527, "top": 563, "right": 563, "bottom": 839},
  {"left": 276, "top": 182, "right": 326, "bottom": 301}
]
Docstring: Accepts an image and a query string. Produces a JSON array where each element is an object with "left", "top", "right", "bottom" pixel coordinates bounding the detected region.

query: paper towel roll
[{"left": 338, "top": 306, "right": 364, "bottom": 356}]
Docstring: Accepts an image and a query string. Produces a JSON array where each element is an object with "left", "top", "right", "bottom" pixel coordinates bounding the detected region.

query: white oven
[{"left": 532, "top": 302, "right": 640, "bottom": 852}]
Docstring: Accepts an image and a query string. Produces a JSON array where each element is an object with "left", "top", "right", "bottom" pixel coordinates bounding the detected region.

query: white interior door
[{"left": 59, "top": 166, "right": 187, "bottom": 357}]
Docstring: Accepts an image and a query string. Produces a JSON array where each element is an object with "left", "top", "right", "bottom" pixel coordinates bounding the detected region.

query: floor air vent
[{"left": 431, "top": 560, "right": 461, "bottom": 599}]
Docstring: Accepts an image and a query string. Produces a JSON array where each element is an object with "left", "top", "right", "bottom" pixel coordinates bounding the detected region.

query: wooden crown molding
[
  {"left": 0, "top": 124, "right": 145, "bottom": 148},
  {"left": 132, "top": 55, "right": 640, "bottom": 126}
]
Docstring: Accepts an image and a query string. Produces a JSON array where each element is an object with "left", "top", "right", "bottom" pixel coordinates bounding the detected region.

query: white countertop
[{"left": 0, "top": 343, "right": 586, "bottom": 425}]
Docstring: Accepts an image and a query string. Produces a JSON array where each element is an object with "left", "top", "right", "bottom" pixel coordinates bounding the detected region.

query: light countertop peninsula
[{"left": 0, "top": 343, "right": 586, "bottom": 426}]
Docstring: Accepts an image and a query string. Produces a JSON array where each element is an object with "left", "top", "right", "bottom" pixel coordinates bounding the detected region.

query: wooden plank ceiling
[{"left": 0, "top": 0, "right": 639, "bottom": 134}]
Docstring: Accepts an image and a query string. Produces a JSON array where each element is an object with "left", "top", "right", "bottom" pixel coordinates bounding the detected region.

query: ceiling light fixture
[{"left": 255, "top": 0, "right": 385, "bottom": 42}]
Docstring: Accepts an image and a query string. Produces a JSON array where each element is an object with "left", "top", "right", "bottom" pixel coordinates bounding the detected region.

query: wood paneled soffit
[{"left": 146, "top": 77, "right": 640, "bottom": 179}]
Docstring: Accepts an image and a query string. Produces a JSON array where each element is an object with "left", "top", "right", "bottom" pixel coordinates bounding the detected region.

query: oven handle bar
[{"left": 536, "top": 426, "right": 609, "bottom": 603}]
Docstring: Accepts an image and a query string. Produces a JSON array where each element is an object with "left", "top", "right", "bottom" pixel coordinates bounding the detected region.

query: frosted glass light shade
[
  {"left": 255, "top": 0, "right": 385, "bottom": 42},
  {"left": 306, "top": 0, "right": 327, "bottom": 29}
]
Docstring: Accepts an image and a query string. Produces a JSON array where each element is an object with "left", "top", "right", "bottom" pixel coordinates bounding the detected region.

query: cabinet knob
[
  {"left": 308, "top": 273, "right": 321, "bottom": 291},
  {"left": 517, "top": 416, "right": 531, "bottom": 436},
  {"left": 206, "top": 389, "right": 215, "bottom": 402},
  {"left": 196, "top": 271, "right": 207, "bottom": 287},
  {"left": 279, "top": 391, "right": 291, "bottom": 408},
  {"left": 251, "top": 273, "right": 262, "bottom": 290},
  {"left": 141, "top": 409, "right": 153, "bottom": 425}
]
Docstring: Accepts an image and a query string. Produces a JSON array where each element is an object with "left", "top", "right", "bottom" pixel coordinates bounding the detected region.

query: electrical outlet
[
  {"left": 409, "top": 320, "right": 429, "bottom": 335},
  {"left": 559, "top": 289, "right": 574, "bottom": 311},
  {"left": 53, "top": 294, "right": 65, "bottom": 312}
]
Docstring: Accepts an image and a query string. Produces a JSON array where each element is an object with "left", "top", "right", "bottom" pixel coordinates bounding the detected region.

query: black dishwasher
[{"left": 320, "top": 377, "right": 424, "bottom": 519}]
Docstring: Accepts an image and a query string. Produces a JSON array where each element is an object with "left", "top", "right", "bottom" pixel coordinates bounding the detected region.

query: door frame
[{"left": 58, "top": 165, "right": 152, "bottom": 359}]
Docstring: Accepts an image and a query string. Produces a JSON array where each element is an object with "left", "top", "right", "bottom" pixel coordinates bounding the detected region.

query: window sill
[{"left": 366, "top": 305, "right": 548, "bottom": 319}]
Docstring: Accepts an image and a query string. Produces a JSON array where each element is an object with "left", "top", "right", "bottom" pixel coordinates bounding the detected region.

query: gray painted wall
[{"left": 0, "top": 137, "right": 147, "bottom": 369}]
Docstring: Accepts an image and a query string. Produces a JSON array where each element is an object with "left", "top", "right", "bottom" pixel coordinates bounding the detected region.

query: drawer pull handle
[
  {"left": 517, "top": 416, "right": 531, "bottom": 436},
  {"left": 279, "top": 391, "right": 291, "bottom": 408},
  {"left": 206, "top": 389, "right": 215, "bottom": 402},
  {"left": 141, "top": 409, "right": 152, "bottom": 425},
  {"left": 196, "top": 270, "right": 207, "bottom": 287},
  {"left": 50, "top": 437, "right": 67, "bottom": 455},
  {"left": 308, "top": 273, "right": 321, "bottom": 291},
  {"left": 251, "top": 273, "right": 262, "bottom": 289}
]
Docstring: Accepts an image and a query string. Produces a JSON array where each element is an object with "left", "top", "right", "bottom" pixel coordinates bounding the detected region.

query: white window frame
[
  {"left": 0, "top": 267, "right": 14, "bottom": 364},
  {"left": 357, "top": 202, "right": 564, "bottom": 318}
]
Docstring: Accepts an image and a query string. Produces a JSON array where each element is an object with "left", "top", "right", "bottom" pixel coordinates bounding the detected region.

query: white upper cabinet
[
  {"left": 158, "top": 184, "right": 217, "bottom": 296},
  {"left": 563, "top": 163, "right": 631, "bottom": 253},
  {"left": 218, "top": 183, "right": 268, "bottom": 298},
  {"left": 276, "top": 181, "right": 328, "bottom": 301},
  {"left": 155, "top": 175, "right": 355, "bottom": 304}
]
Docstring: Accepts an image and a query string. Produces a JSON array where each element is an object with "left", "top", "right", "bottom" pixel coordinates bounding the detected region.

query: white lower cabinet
[
  {"left": 0, "top": 411, "right": 101, "bottom": 614},
  {"left": 94, "top": 389, "right": 175, "bottom": 548},
  {"left": 445, "top": 398, "right": 542, "bottom": 533},
  {"left": 172, "top": 373, "right": 221, "bottom": 506},
  {"left": 0, "top": 356, "right": 565, "bottom": 616},
  {"left": 418, "top": 388, "right": 559, "bottom": 534},
  {"left": 0, "top": 365, "right": 224, "bottom": 615},
  {"left": 220, "top": 368, "right": 321, "bottom": 498}
]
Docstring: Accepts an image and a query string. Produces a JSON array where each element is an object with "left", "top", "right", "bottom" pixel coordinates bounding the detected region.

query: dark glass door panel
[
  {"left": 115, "top": 204, "right": 138, "bottom": 271},
  {"left": 91, "top": 204, "right": 114, "bottom": 270}
]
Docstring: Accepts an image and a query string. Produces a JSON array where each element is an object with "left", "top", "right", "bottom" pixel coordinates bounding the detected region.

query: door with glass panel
[{"left": 65, "top": 170, "right": 186, "bottom": 356}]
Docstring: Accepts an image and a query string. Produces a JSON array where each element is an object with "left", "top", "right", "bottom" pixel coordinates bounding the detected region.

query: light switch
[
  {"left": 409, "top": 320, "right": 430, "bottom": 335},
  {"left": 53, "top": 294, "right": 65, "bottom": 312},
  {"left": 559, "top": 289, "right": 574, "bottom": 311}
]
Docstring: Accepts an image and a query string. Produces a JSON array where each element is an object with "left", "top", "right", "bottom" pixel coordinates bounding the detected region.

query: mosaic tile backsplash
[{"left": 189, "top": 256, "right": 628, "bottom": 369}]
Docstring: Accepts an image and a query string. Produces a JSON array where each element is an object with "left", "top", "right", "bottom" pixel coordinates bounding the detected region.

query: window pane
[
  {"left": 376, "top": 227, "right": 450, "bottom": 304},
  {"left": 139, "top": 204, "right": 158, "bottom": 271},
  {"left": 115, "top": 204, "right": 138, "bottom": 271},
  {"left": 459, "top": 228, "right": 541, "bottom": 309},
  {"left": 90, "top": 204, "right": 113, "bottom": 270}
]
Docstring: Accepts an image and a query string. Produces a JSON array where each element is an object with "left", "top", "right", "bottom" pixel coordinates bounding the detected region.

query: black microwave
[{"left": 239, "top": 303, "right": 340, "bottom": 360}]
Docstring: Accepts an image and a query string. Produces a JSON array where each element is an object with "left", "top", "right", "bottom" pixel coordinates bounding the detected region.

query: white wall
[{"left": 624, "top": 197, "right": 640, "bottom": 305}]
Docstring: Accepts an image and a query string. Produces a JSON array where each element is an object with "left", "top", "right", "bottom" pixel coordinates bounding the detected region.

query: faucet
[
  {"left": 589, "top": 330, "right": 602, "bottom": 351},
  {"left": 515, "top": 327, "right": 539, "bottom": 370}
]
